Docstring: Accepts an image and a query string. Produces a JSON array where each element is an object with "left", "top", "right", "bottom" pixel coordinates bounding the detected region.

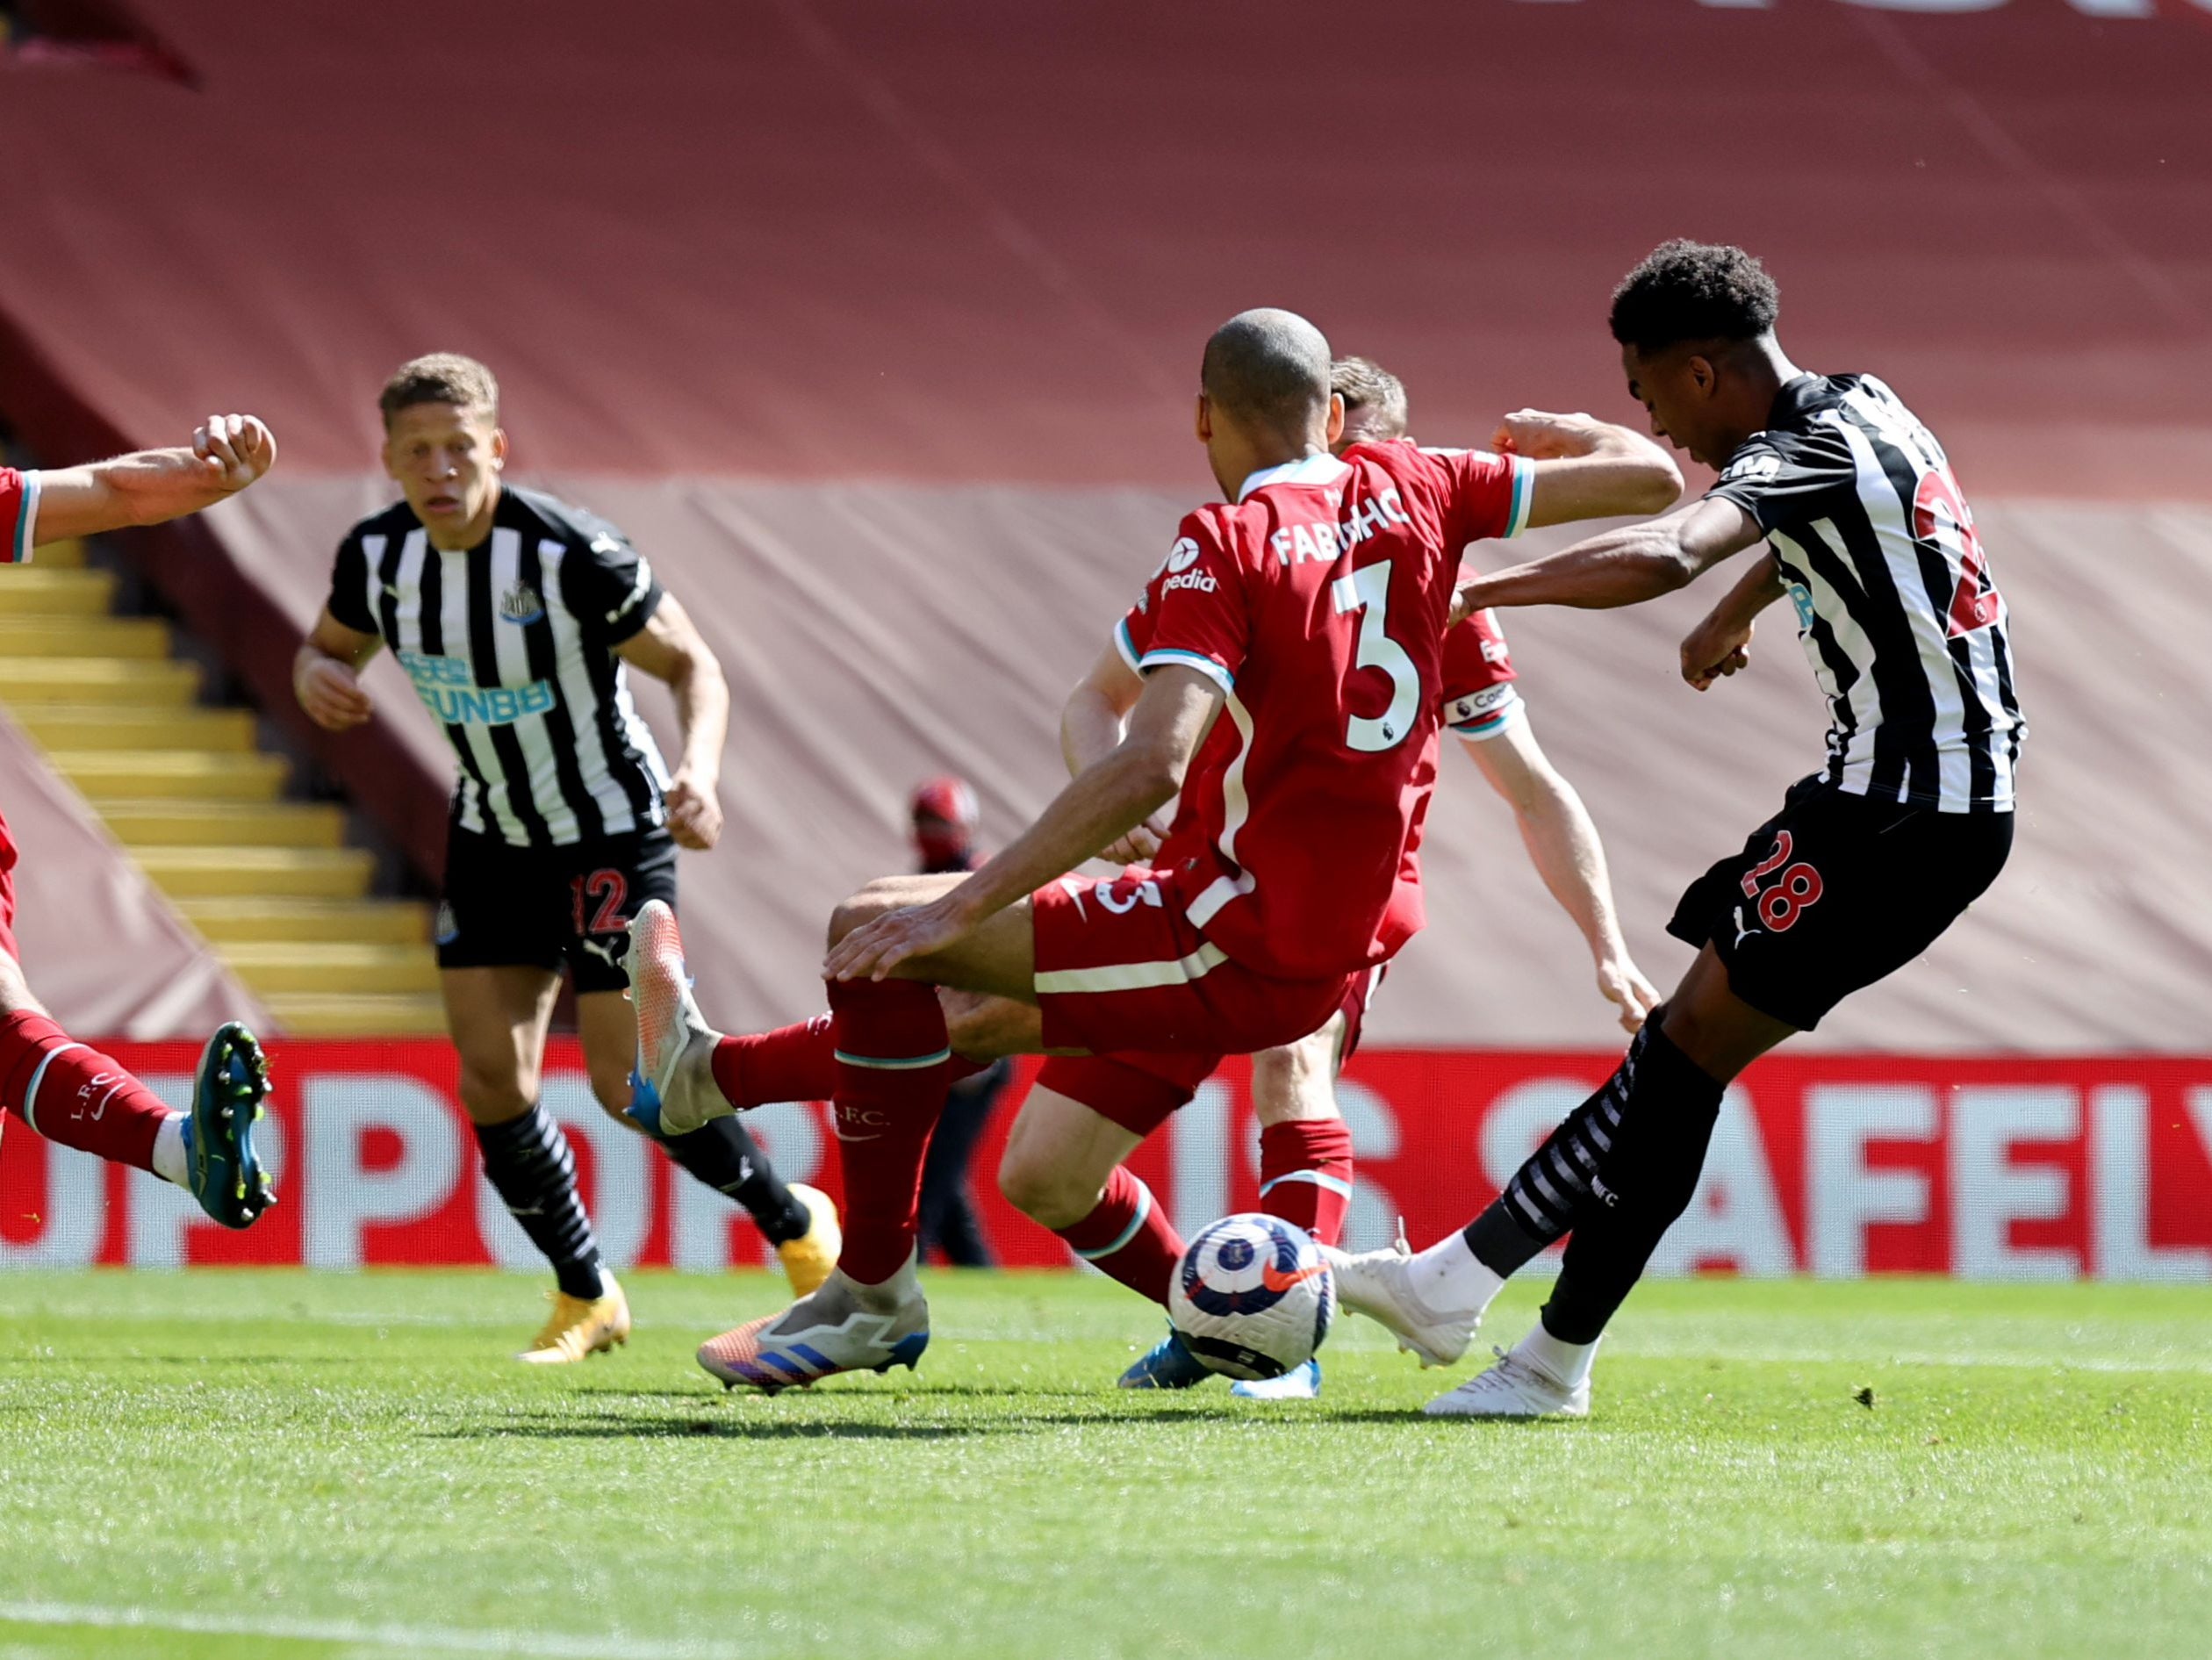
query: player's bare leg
[
  {"left": 1420, "top": 945, "right": 1793, "bottom": 1417},
  {"left": 0, "top": 949, "right": 273, "bottom": 1230},
  {"left": 444, "top": 966, "right": 628, "bottom": 1363}
]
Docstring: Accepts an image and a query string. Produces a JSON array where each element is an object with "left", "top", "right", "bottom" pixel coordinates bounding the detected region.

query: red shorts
[
  {"left": 1031, "top": 866, "right": 1353, "bottom": 1060},
  {"left": 0, "top": 806, "right": 18, "bottom": 964},
  {"left": 1034, "top": 960, "right": 1385, "bottom": 1140}
]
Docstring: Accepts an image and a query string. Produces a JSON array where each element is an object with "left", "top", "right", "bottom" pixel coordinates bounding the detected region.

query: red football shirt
[
  {"left": 1375, "top": 597, "right": 1528, "bottom": 949},
  {"left": 1117, "top": 440, "right": 1529, "bottom": 980},
  {"left": 0, "top": 469, "right": 40, "bottom": 566}
]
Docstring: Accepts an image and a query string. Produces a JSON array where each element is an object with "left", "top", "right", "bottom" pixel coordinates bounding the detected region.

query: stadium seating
[{"left": 0, "top": 535, "right": 440, "bottom": 1034}]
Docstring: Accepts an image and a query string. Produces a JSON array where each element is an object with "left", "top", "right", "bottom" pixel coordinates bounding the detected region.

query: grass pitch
[{"left": 0, "top": 1272, "right": 2207, "bottom": 1659}]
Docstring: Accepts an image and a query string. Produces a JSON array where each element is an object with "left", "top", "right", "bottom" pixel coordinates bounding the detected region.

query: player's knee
[
  {"left": 826, "top": 880, "right": 902, "bottom": 949},
  {"left": 996, "top": 1144, "right": 1095, "bottom": 1230},
  {"left": 456, "top": 1059, "right": 535, "bottom": 1124}
]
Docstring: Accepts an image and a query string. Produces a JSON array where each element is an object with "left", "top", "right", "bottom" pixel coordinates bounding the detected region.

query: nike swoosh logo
[{"left": 1261, "top": 1262, "right": 1325, "bottom": 1293}]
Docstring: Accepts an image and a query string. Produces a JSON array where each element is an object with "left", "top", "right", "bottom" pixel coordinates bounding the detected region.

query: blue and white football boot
[
  {"left": 1117, "top": 1327, "right": 1215, "bottom": 1390},
  {"left": 698, "top": 1258, "right": 930, "bottom": 1393}
]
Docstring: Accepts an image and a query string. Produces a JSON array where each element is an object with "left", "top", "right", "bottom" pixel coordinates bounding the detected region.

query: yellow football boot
[
  {"left": 775, "top": 1183, "right": 843, "bottom": 1297},
  {"left": 518, "top": 1277, "right": 632, "bottom": 1364}
]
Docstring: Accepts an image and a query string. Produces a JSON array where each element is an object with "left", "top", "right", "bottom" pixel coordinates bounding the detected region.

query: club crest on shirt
[{"left": 498, "top": 581, "right": 546, "bottom": 626}]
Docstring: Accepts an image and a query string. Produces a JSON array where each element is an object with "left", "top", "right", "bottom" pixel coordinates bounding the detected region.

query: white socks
[
  {"left": 1407, "top": 1230, "right": 1505, "bottom": 1320},
  {"left": 150, "top": 1113, "right": 188, "bottom": 1187},
  {"left": 1518, "top": 1322, "right": 1600, "bottom": 1391}
]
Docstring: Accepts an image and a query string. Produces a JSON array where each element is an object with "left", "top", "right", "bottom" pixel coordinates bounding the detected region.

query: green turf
[{"left": 1, "top": 1271, "right": 2208, "bottom": 1659}]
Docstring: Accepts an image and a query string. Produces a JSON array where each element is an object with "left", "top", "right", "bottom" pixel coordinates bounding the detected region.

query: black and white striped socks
[
  {"left": 475, "top": 1105, "right": 607, "bottom": 1301},
  {"left": 1463, "top": 1021, "right": 1724, "bottom": 1343}
]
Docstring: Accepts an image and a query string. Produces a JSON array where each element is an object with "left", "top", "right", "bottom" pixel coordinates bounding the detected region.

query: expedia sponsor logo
[
  {"left": 498, "top": 581, "right": 546, "bottom": 626},
  {"left": 1161, "top": 565, "right": 1218, "bottom": 596},
  {"left": 1165, "top": 536, "right": 1203, "bottom": 574}
]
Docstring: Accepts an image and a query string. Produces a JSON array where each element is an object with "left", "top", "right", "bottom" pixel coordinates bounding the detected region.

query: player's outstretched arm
[
  {"left": 1680, "top": 550, "right": 1788, "bottom": 691},
  {"left": 828, "top": 665, "right": 1224, "bottom": 982},
  {"left": 293, "top": 610, "right": 380, "bottom": 732},
  {"left": 1462, "top": 717, "right": 1658, "bottom": 1033},
  {"left": 1453, "top": 496, "right": 1763, "bottom": 620},
  {"left": 1061, "top": 640, "right": 1170, "bottom": 865},
  {"left": 30, "top": 415, "right": 276, "bottom": 545},
  {"left": 614, "top": 593, "right": 729, "bottom": 850},
  {"left": 1493, "top": 411, "right": 1682, "bottom": 529}
]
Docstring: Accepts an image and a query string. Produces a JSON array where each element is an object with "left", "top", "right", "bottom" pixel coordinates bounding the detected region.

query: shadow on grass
[
  {"left": 434, "top": 1403, "right": 1491, "bottom": 1441},
  {"left": 437, "top": 1413, "right": 988, "bottom": 1441}
]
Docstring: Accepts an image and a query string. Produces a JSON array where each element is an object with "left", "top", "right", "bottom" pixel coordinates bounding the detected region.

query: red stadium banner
[{"left": 2, "top": 1042, "right": 2208, "bottom": 1280}]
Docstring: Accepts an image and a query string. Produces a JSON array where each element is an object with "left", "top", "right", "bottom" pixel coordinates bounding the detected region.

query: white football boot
[
  {"left": 1423, "top": 1344, "right": 1591, "bottom": 1419},
  {"left": 623, "top": 899, "right": 730, "bottom": 1138},
  {"left": 1322, "top": 1239, "right": 1483, "bottom": 1369},
  {"left": 697, "top": 1259, "right": 930, "bottom": 1392}
]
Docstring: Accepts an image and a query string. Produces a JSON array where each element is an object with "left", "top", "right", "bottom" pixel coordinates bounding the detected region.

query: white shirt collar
[{"left": 1236, "top": 452, "right": 1352, "bottom": 503}]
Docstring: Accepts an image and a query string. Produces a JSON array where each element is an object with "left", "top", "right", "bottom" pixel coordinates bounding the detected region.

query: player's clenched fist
[
  {"left": 191, "top": 414, "right": 277, "bottom": 494},
  {"left": 1680, "top": 615, "right": 1755, "bottom": 691},
  {"left": 1491, "top": 409, "right": 1604, "bottom": 461},
  {"left": 664, "top": 770, "right": 723, "bottom": 851},
  {"left": 295, "top": 652, "right": 374, "bottom": 730}
]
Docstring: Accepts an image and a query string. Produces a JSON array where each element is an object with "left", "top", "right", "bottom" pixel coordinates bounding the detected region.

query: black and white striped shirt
[
  {"left": 327, "top": 486, "right": 672, "bottom": 847},
  {"left": 1707, "top": 374, "right": 2025, "bottom": 814}
]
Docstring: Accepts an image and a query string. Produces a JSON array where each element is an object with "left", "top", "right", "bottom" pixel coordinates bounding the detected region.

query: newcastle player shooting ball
[{"left": 1329, "top": 241, "right": 2022, "bottom": 1420}]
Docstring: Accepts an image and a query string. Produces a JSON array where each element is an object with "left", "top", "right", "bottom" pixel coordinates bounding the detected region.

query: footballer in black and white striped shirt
[
  {"left": 294, "top": 354, "right": 839, "bottom": 1362},
  {"left": 1329, "top": 243, "right": 2021, "bottom": 1422}
]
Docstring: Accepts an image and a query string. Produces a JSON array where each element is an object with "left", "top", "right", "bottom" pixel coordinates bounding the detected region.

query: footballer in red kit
[
  {"left": 627, "top": 310, "right": 1680, "bottom": 1393},
  {"left": 1023, "top": 362, "right": 1671, "bottom": 1397},
  {"left": 1023, "top": 435, "right": 1529, "bottom": 1056},
  {"left": 0, "top": 425, "right": 281, "bottom": 1241}
]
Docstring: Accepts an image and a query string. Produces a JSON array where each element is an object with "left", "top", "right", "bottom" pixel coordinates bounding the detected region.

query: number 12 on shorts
[{"left": 1739, "top": 830, "right": 1823, "bottom": 931}]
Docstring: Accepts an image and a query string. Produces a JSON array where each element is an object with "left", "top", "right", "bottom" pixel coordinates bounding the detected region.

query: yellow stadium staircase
[{"left": 0, "top": 538, "right": 444, "bottom": 1035}]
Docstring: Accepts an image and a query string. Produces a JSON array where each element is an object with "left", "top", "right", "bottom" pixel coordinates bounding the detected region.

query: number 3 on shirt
[{"left": 1331, "top": 559, "right": 1420, "bottom": 752}]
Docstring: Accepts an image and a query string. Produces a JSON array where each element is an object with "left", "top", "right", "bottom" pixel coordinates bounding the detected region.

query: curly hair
[
  {"left": 378, "top": 353, "right": 499, "bottom": 428},
  {"left": 1608, "top": 241, "right": 1779, "bottom": 353}
]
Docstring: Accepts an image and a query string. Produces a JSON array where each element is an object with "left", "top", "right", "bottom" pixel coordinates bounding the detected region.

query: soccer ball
[{"left": 1167, "top": 1212, "right": 1336, "bottom": 1381}]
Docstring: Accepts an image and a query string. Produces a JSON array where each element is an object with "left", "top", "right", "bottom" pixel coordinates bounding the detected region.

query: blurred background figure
[{"left": 909, "top": 775, "right": 1010, "bottom": 1268}]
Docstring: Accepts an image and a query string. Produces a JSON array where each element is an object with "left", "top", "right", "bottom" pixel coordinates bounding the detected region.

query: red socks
[
  {"left": 710, "top": 1009, "right": 987, "bottom": 1110},
  {"left": 1056, "top": 1166, "right": 1187, "bottom": 1306},
  {"left": 0, "top": 1010, "right": 169, "bottom": 1174},
  {"left": 1259, "top": 1118, "right": 1355, "bottom": 1247},
  {"left": 711, "top": 1014, "right": 837, "bottom": 1108},
  {"left": 826, "top": 980, "right": 952, "bottom": 1285}
]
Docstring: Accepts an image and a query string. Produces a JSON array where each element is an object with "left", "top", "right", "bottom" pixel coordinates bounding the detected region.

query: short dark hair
[
  {"left": 1201, "top": 309, "right": 1331, "bottom": 437},
  {"left": 1331, "top": 356, "right": 1408, "bottom": 438},
  {"left": 379, "top": 353, "right": 499, "bottom": 428},
  {"left": 1609, "top": 241, "right": 1779, "bottom": 354}
]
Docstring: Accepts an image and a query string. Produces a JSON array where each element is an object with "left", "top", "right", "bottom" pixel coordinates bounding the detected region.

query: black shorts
[
  {"left": 1668, "top": 777, "right": 2014, "bottom": 1031},
  {"left": 435, "top": 821, "right": 679, "bottom": 995}
]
